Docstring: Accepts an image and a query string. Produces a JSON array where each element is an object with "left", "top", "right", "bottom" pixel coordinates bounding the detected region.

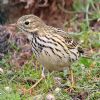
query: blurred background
[
  {"left": 0, "top": 0, "right": 100, "bottom": 32},
  {"left": 0, "top": 0, "right": 100, "bottom": 100}
]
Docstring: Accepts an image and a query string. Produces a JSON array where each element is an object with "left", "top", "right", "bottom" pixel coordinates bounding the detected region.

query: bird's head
[{"left": 17, "top": 14, "right": 46, "bottom": 36}]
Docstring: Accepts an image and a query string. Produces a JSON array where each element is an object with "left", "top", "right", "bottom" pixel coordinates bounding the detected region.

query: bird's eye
[{"left": 24, "top": 21, "right": 29, "bottom": 25}]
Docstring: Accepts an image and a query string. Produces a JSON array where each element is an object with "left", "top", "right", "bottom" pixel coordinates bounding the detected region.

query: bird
[{"left": 17, "top": 14, "right": 84, "bottom": 93}]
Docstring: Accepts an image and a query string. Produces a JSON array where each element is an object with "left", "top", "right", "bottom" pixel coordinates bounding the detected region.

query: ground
[{"left": 0, "top": 0, "right": 100, "bottom": 100}]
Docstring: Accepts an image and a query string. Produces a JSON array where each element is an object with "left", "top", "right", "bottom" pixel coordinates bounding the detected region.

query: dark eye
[{"left": 24, "top": 21, "right": 29, "bottom": 25}]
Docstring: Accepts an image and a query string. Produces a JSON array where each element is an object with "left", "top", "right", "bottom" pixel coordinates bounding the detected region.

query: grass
[
  {"left": 0, "top": 0, "right": 100, "bottom": 99},
  {"left": 0, "top": 42, "right": 100, "bottom": 100}
]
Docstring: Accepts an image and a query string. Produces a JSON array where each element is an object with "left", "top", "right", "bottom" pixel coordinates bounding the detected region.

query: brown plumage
[
  {"left": 17, "top": 14, "right": 84, "bottom": 92},
  {"left": 17, "top": 14, "right": 83, "bottom": 71}
]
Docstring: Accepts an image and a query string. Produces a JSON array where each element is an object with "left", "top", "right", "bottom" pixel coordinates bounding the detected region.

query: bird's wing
[
  {"left": 48, "top": 26, "right": 78, "bottom": 48},
  {"left": 48, "top": 26, "right": 84, "bottom": 53}
]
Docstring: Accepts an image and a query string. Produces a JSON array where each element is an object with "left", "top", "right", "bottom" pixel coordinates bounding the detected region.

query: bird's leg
[
  {"left": 68, "top": 66, "right": 75, "bottom": 89},
  {"left": 70, "top": 69, "right": 75, "bottom": 88},
  {"left": 41, "top": 66, "right": 46, "bottom": 78}
]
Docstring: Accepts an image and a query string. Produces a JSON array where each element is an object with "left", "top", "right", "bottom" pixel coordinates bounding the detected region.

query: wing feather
[
  {"left": 48, "top": 26, "right": 78, "bottom": 48},
  {"left": 47, "top": 26, "right": 84, "bottom": 54}
]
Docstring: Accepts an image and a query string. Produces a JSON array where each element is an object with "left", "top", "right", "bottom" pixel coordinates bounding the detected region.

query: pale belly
[{"left": 37, "top": 48, "right": 71, "bottom": 71}]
